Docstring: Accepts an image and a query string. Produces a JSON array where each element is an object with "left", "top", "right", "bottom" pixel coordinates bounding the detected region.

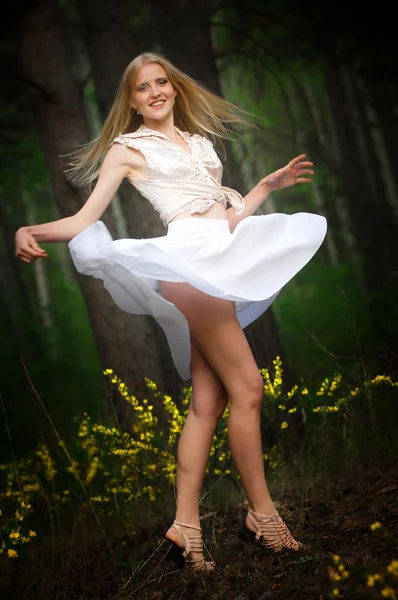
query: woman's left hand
[{"left": 260, "top": 154, "right": 314, "bottom": 192}]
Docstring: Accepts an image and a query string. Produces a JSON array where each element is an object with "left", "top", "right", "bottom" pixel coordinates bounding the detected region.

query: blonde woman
[{"left": 15, "top": 52, "right": 326, "bottom": 571}]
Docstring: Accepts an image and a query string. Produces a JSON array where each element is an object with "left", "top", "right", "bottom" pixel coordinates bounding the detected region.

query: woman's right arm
[{"left": 15, "top": 143, "right": 143, "bottom": 263}]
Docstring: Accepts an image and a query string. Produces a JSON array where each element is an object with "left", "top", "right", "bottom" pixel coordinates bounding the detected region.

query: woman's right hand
[{"left": 15, "top": 228, "right": 48, "bottom": 263}]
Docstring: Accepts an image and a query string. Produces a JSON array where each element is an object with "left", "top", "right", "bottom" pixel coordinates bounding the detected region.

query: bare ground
[{"left": 2, "top": 462, "right": 397, "bottom": 600}]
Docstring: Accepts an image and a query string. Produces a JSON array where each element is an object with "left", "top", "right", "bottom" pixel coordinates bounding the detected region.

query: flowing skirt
[{"left": 68, "top": 213, "right": 327, "bottom": 380}]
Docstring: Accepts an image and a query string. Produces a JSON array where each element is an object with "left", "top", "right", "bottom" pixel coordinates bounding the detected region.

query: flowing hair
[{"left": 67, "top": 52, "right": 252, "bottom": 186}]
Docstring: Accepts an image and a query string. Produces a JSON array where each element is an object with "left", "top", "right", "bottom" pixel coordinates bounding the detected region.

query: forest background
[{"left": 0, "top": 0, "right": 397, "bottom": 599}]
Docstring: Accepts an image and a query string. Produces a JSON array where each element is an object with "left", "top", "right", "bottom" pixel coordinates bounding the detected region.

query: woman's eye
[{"left": 159, "top": 80, "right": 167, "bottom": 85}]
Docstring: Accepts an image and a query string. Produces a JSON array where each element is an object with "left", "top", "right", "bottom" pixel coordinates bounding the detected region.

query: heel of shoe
[
  {"left": 162, "top": 539, "right": 186, "bottom": 569},
  {"left": 238, "top": 523, "right": 256, "bottom": 543},
  {"left": 164, "top": 521, "right": 216, "bottom": 572}
]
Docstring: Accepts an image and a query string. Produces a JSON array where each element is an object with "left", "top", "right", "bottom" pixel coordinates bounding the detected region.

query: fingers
[
  {"left": 296, "top": 177, "right": 313, "bottom": 183},
  {"left": 29, "top": 239, "right": 47, "bottom": 255},
  {"left": 297, "top": 168, "right": 314, "bottom": 176},
  {"left": 289, "top": 154, "right": 308, "bottom": 166},
  {"left": 16, "top": 246, "right": 48, "bottom": 263},
  {"left": 19, "top": 256, "right": 36, "bottom": 264}
]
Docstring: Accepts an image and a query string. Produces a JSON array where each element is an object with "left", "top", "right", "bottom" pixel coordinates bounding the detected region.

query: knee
[
  {"left": 191, "top": 391, "right": 228, "bottom": 421},
  {"left": 231, "top": 373, "right": 264, "bottom": 412}
]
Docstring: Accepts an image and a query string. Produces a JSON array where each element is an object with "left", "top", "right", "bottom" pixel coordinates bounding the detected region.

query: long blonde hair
[{"left": 68, "top": 52, "right": 251, "bottom": 185}]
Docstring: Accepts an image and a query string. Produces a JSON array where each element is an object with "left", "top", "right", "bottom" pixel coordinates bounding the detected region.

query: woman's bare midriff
[{"left": 169, "top": 202, "right": 228, "bottom": 224}]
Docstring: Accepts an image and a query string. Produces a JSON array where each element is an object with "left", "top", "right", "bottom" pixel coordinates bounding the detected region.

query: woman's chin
[{"left": 144, "top": 109, "right": 173, "bottom": 122}]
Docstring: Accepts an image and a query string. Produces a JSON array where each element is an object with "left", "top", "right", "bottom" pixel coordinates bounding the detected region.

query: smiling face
[{"left": 130, "top": 62, "right": 177, "bottom": 125}]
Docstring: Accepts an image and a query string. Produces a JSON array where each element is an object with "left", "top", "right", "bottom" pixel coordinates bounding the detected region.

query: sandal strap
[
  {"left": 173, "top": 520, "right": 202, "bottom": 532},
  {"left": 248, "top": 508, "right": 300, "bottom": 551},
  {"left": 170, "top": 520, "right": 215, "bottom": 570}
]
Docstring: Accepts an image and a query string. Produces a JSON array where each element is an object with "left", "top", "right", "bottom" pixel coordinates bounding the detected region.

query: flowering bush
[{"left": 1, "top": 359, "right": 397, "bottom": 561}]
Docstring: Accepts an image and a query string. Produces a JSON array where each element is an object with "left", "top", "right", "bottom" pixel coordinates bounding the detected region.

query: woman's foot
[
  {"left": 165, "top": 521, "right": 215, "bottom": 571},
  {"left": 244, "top": 508, "right": 301, "bottom": 552}
]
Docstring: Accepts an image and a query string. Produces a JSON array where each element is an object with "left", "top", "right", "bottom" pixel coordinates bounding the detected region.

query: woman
[{"left": 15, "top": 52, "right": 326, "bottom": 571}]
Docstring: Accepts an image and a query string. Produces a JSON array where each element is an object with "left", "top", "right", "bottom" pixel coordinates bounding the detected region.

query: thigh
[{"left": 160, "top": 282, "right": 263, "bottom": 401}]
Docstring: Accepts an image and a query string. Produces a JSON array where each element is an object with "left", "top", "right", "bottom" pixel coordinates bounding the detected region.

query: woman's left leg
[{"left": 165, "top": 342, "right": 228, "bottom": 566}]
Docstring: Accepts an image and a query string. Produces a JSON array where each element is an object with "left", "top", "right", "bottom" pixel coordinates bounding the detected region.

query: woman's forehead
[{"left": 135, "top": 63, "right": 168, "bottom": 85}]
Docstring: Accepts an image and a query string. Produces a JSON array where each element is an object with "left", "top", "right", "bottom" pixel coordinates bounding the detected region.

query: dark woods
[
  {"left": 1, "top": 1, "right": 398, "bottom": 598},
  {"left": 1, "top": 0, "right": 397, "bottom": 443}
]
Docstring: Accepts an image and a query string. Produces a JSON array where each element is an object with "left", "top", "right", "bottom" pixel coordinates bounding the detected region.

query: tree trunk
[
  {"left": 323, "top": 58, "right": 398, "bottom": 366},
  {"left": 289, "top": 79, "right": 339, "bottom": 266},
  {"left": 24, "top": 192, "right": 58, "bottom": 361},
  {"left": 353, "top": 73, "right": 398, "bottom": 225},
  {"left": 75, "top": 0, "right": 179, "bottom": 398},
  {"left": 75, "top": 0, "right": 164, "bottom": 238},
  {"left": 19, "top": 0, "right": 167, "bottom": 425},
  {"left": 149, "top": 0, "right": 293, "bottom": 386}
]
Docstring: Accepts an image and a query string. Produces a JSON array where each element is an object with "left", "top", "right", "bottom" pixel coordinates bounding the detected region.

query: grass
[{"left": 0, "top": 363, "right": 397, "bottom": 599}]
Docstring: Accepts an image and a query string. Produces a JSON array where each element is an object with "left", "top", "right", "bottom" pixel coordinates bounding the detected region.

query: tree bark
[
  {"left": 323, "top": 58, "right": 398, "bottom": 366},
  {"left": 75, "top": 0, "right": 179, "bottom": 398},
  {"left": 149, "top": 0, "right": 293, "bottom": 386},
  {"left": 19, "top": 0, "right": 167, "bottom": 424},
  {"left": 75, "top": 0, "right": 164, "bottom": 238}
]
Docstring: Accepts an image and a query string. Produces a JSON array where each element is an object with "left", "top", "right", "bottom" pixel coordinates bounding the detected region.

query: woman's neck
[{"left": 142, "top": 115, "right": 177, "bottom": 141}]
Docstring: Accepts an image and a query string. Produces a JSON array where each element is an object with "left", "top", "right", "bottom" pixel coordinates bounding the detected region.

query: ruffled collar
[
  {"left": 120, "top": 124, "right": 191, "bottom": 143},
  {"left": 118, "top": 125, "right": 192, "bottom": 156}
]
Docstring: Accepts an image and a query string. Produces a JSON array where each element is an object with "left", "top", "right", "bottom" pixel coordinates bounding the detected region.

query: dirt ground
[{"left": 2, "top": 462, "right": 397, "bottom": 600}]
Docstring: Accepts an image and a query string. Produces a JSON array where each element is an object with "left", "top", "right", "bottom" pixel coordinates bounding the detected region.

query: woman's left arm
[{"left": 226, "top": 154, "right": 314, "bottom": 232}]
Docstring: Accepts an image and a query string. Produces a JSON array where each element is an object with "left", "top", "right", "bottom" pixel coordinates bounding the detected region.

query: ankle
[
  {"left": 249, "top": 501, "right": 278, "bottom": 517},
  {"left": 175, "top": 512, "right": 201, "bottom": 529}
]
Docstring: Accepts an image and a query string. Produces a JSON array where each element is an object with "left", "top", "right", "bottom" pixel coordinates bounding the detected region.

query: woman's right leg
[
  {"left": 165, "top": 340, "right": 228, "bottom": 568},
  {"left": 174, "top": 343, "right": 228, "bottom": 526}
]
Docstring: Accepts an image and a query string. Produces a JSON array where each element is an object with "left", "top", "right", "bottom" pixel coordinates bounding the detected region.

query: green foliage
[
  {"left": 1, "top": 361, "right": 397, "bottom": 560},
  {"left": 274, "top": 258, "right": 374, "bottom": 381}
]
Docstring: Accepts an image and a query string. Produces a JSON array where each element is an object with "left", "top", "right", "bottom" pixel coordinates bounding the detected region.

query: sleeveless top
[{"left": 111, "top": 125, "right": 245, "bottom": 227}]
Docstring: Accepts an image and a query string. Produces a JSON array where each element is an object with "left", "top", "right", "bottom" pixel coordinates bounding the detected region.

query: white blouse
[{"left": 111, "top": 125, "right": 245, "bottom": 227}]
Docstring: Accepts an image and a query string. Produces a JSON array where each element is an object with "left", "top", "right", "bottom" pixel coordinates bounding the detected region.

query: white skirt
[{"left": 68, "top": 213, "right": 327, "bottom": 380}]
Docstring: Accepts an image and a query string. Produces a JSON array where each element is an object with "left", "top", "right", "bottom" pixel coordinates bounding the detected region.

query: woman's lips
[{"left": 149, "top": 100, "right": 166, "bottom": 109}]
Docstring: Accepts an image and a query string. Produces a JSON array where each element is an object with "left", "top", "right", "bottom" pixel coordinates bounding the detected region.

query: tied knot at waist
[
  {"left": 189, "top": 186, "right": 245, "bottom": 215},
  {"left": 216, "top": 186, "right": 245, "bottom": 215},
  {"left": 164, "top": 186, "right": 245, "bottom": 226}
]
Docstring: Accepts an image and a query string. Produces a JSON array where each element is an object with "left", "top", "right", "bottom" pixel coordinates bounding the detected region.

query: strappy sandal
[
  {"left": 165, "top": 520, "right": 216, "bottom": 572},
  {"left": 241, "top": 508, "right": 302, "bottom": 552}
]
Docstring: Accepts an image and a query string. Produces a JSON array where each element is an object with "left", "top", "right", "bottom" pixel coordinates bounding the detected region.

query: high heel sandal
[
  {"left": 165, "top": 521, "right": 216, "bottom": 572},
  {"left": 241, "top": 508, "right": 302, "bottom": 552}
]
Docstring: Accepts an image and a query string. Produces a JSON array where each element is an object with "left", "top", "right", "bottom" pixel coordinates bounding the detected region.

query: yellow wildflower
[
  {"left": 381, "top": 588, "right": 396, "bottom": 598},
  {"left": 367, "top": 575, "right": 375, "bottom": 587},
  {"left": 370, "top": 521, "right": 382, "bottom": 531},
  {"left": 7, "top": 549, "right": 18, "bottom": 558},
  {"left": 387, "top": 559, "right": 398, "bottom": 577},
  {"left": 280, "top": 421, "right": 288, "bottom": 430}
]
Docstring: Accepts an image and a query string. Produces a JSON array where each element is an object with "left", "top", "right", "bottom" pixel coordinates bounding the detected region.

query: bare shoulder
[{"left": 106, "top": 139, "right": 147, "bottom": 178}]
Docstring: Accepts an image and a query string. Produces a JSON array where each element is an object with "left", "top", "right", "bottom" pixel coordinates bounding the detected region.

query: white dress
[{"left": 68, "top": 126, "right": 327, "bottom": 380}]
